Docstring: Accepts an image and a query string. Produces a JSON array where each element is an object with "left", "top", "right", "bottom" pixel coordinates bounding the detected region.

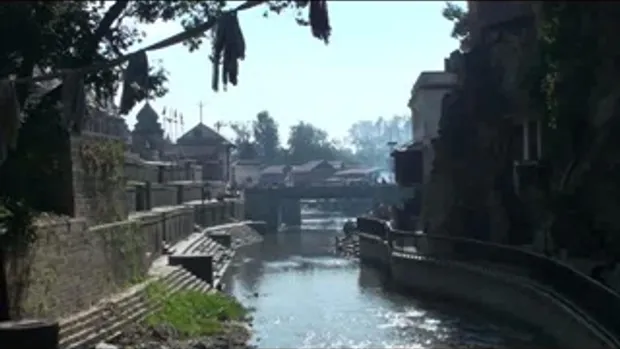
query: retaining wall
[
  {"left": 12, "top": 199, "right": 244, "bottom": 320},
  {"left": 358, "top": 233, "right": 615, "bottom": 349}
]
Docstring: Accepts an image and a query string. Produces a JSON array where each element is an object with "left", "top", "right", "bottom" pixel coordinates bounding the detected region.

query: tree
[
  {"left": 286, "top": 121, "right": 339, "bottom": 164},
  {"left": 347, "top": 115, "right": 411, "bottom": 168},
  {"left": 442, "top": 2, "right": 470, "bottom": 51},
  {"left": 0, "top": 0, "right": 333, "bottom": 322},
  {"left": 253, "top": 111, "right": 281, "bottom": 163},
  {"left": 230, "top": 121, "right": 258, "bottom": 160},
  {"left": 0, "top": 0, "right": 227, "bottom": 322}
]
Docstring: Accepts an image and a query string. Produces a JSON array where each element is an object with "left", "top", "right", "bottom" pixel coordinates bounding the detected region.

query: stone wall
[
  {"left": 357, "top": 233, "right": 613, "bottom": 349},
  {"left": 124, "top": 154, "right": 203, "bottom": 185},
  {"left": 71, "top": 134, "right": 129, "bottom": 225},
  {"left": 13, "top": 199, "right": 244, "bottom": 319},
  {"left": 191, "top": 200, "right": 241, "bottom": 227},
  {"left": 149, "top": 183, "right": 178, "bottom": 208},
  {"left": 125, "top": 182, "right": 207, "bottom": 213},
  {"left": 390, "top": 255, "right": 609, "bottom": 349},
  {"left": 124, "top": 152, "right": 158, "bottom": 183}
]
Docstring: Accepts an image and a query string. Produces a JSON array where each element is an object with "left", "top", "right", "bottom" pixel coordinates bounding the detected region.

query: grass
[{"left": 144, "top": 281, "right": 247, "bottom": 338}]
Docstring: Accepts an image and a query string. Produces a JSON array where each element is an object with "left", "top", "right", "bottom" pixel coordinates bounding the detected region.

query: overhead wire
[{"left": 1, "top": 0, "right": 266, "bottom": 85}]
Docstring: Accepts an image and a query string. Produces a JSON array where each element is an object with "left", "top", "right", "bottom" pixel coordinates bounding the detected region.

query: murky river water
[{"left": 225, "top": 210, "right": 553, "bottom": 349}]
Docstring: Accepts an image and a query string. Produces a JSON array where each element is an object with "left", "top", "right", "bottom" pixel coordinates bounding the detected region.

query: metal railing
[{"left": 356, "top": 215, "right": 620, "bottom": 343}]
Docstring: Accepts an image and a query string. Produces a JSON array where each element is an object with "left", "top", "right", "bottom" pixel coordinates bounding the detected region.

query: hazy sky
[{"left": 124, "top": 1, "right": 464, "bottom": 143}]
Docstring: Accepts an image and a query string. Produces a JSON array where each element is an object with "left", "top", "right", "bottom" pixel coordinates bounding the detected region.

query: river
[{"left": 225, "top": 209, "right": 553, "bottom": 349}]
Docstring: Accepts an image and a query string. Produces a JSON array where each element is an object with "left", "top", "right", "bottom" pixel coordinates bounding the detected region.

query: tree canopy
[
  {"left": 286, "top": 121, "right": 338, "bottom": 164},
  {"left": 347, "top": 115, "right": 412, "bottom": 168},
  {"left": 0, "top": 0, "right": 332, "bottom": 321},
  {"left": 442, "top": 2, "right": 470, "bottom": 51},
  {"left": 253, "top": 111, "right": 282, "bottom": 163}
]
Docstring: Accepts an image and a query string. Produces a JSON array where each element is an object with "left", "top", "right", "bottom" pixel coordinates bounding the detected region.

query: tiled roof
[{"left": 177, "top": 123, "right": 233, "bottom": 146}]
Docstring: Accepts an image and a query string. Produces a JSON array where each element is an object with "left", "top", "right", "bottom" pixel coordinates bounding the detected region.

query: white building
[
  {"left": 408, "top": 71, "right": 457, "bottom": 183},
  {"left": 231, "top": 159, "right": 262, "bottom": 188}
]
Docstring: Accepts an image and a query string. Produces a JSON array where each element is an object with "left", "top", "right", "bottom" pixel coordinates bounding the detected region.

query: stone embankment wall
[
  {"left": 8, "top": 129, "right": 245, "bottom": 320},
  {"left": 18, "top": 199, "right": 243, "bottom": 320},
  {"left": 357, "top": 232, "right": 615, "bottom": 349}
]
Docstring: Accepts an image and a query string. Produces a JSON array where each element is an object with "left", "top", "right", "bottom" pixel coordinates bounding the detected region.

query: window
[
  {"left": 512, "top": 124, "right": 523, "bottom": 160},
  {"left": 528, "top": 120, "right": 541, "bottom": 161},
  {"left": 513, "top": 120, "right": 542, "bottom": 162}
]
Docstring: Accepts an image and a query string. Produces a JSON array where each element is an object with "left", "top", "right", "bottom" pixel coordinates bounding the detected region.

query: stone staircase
[
  {"left": 180, "top": 231, "right": 236, "bottom": 287},
  {"left": 58, "top": 233, "right": 234, "bottom": 349}
]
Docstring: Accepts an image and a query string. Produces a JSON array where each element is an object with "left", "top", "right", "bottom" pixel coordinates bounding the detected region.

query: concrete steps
[
  {"left": 59, "top": 266, "right": 215, "bottom": 349},
  {"left": 58, "top": 227, "right": 238, "bottom": 349},
  {"left": 184, "top": 233, "right": 235, "bottom": 287}
]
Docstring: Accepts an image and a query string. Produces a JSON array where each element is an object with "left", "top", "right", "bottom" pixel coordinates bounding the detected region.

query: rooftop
[
  {"left": 176, "top": 123, "right": 233, "bottom": 147},
  {"left": 334, "top": 167, "right": 382, "bottom": 177}
]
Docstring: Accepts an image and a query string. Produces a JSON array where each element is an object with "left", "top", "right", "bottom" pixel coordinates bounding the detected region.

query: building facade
[
  {"left": 290, "top": 160, "right": 337, "bottom": 186},
  {"left": 231, "top": 159, "right": 262, "bottom": 188},
  {"left": 408, "top": 71, "right": 457, "bottom": 185},
  {"left": 258, "top": 165, "right": 292, "bottom": 187},
  {"left": 173, "top": 123, "right": 235, "bottom": 182}
]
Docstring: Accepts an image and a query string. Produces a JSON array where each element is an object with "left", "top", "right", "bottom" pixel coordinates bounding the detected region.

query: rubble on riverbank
[
  {"left": 335, "top": 232, "right": 359, "bottom": 258},
  {"left": 97, "top": 321, "right": 253, "bottom": 349},
  {"left": 224, "top": 222, "right": 264, "bottom": 248}
]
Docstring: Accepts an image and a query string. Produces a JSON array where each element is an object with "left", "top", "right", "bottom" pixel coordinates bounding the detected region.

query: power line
[{"left": 1, "top": 1, "right": 266, "bottom": 85}]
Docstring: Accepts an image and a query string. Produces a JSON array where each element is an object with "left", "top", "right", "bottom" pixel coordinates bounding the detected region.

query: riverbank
[
  {"left": 105, "top": 286, "right": 253, "bottom": 349},
  {"left": 94, "top": 222, "right": 263, "bottom": 349},
  {"left": 335, "top": 232, "right": 359, "bottom": 258}
]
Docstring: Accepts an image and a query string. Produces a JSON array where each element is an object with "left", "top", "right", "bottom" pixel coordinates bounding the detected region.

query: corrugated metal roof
[
  {"left": 260, "top": 165, "right": 290, "bottom": 175},
  {"left": 291, "top": 160, "right": 332, "bottom": 174},
  {"left": 334, "top": 167, "right": 382, "bottom": 177}
]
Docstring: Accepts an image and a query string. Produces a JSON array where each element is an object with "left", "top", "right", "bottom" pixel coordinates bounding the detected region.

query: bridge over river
[
  {"left": 244, "top": 184, "right": 404, "bottom": 230},
  {"left": 223, "top": 208, "right": 557, "bottom": 349}
]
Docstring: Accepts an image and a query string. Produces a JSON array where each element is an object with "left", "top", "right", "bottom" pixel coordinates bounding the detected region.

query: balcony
[{"left": 391, "top": 143, "right": 423, "bottom": 187}]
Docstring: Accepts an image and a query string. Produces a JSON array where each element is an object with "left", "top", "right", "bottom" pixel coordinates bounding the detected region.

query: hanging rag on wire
[
  {"left": 308, "top": 0, "right": 331, "bottom": 43},
  {"left": 119, "top": 51, "right": 150, "bottom": 115},
  {"left": 211, "top": 11, "right": 246, "bottom": 92},
  {"left": 61, "top": 71, "right": 87, "bottom": 133}
]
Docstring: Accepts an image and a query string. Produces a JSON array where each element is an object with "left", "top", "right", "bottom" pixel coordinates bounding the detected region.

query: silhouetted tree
[{"left": 253, "top": 111, "right": 281, "bottom": 163}]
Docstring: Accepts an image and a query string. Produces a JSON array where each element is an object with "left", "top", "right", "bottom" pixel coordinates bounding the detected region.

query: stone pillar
[
  {"left": 244, "top": 191, "right": 280, "bottom": 232},
  {"left": 280, "top": 199, "right": 301, "bottom": 227}
]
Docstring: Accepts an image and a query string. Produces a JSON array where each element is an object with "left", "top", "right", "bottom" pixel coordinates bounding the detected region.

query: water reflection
[{"left": 225, "top": 211, "right": 552, "bottom": 349}]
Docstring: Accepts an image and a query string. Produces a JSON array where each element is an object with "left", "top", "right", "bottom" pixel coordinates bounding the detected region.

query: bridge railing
[{"left": 356, "top": 216, "right": 620, "bottom": 342}]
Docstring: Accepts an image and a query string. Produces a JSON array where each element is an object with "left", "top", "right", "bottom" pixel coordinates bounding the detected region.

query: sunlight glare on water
[{"left": 225, "top": 207, "right": 553, "bottom": 349}]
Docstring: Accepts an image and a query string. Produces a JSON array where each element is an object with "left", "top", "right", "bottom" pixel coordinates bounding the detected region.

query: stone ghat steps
[
  {"left": 59, "top": 266, "right": 214, "bottom": 349},
  {"left": 230, "top": 226, "right": 263, "bottom": 249},
  {"left": 188, "top": 233, "right": 235, "bottom": 284}
]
